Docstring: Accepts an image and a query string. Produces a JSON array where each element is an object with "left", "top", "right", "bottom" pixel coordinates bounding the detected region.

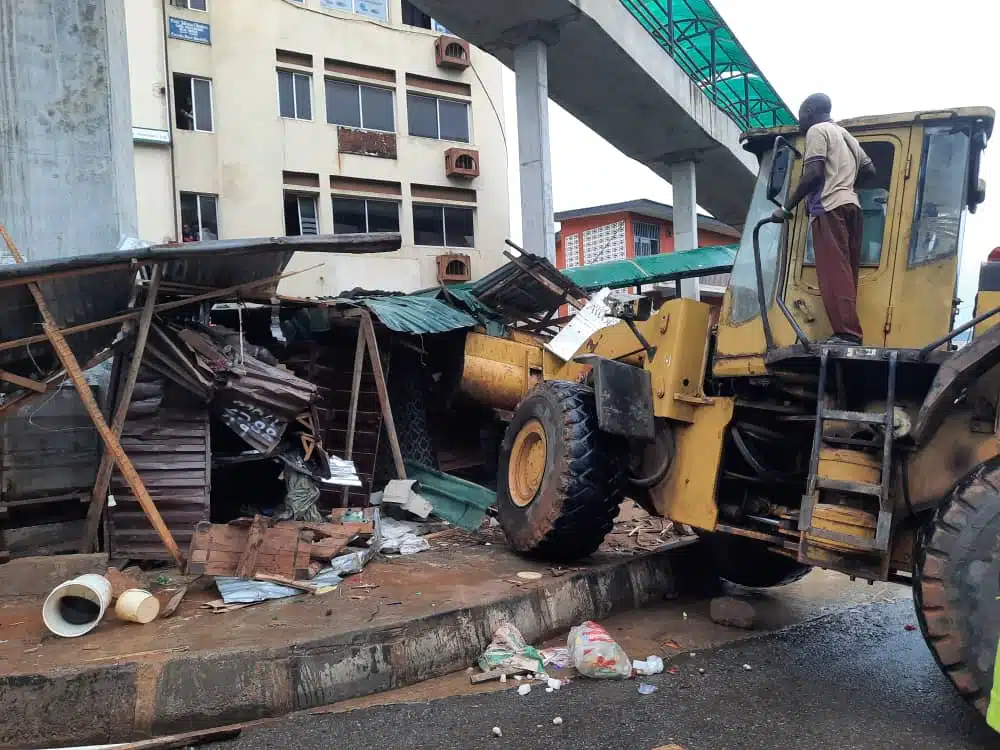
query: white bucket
[
  {"left": 41, "top": 573, "right": 112, "bottom": 638},
  {"left": 115, "top": 588, "right": 160, "bottom": 624}
]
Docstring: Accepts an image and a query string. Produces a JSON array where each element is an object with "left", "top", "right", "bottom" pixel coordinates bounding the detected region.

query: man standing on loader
[{"left": 774, "top": 93, "right": 876, "bottom": 344}]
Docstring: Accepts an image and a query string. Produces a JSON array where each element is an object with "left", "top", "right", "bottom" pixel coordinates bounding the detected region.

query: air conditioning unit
[
  {"left": 435, "top": 36, "right": 471, "bottom": 70},
  {"left": 445, "top": 148, "right": 479, "bottom": 179},
  {"left": 436, "top": 253, "right": 472, "bottom": 283}
]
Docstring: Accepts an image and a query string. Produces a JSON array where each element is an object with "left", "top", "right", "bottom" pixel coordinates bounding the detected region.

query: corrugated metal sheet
[
  {"left": 405, "top": 461, "right": 495, "bottom": 531},
  {"left": 562, "top": 244, "right": 738, "bottom": 291},
  {"left": 108, "top": 369, "right": 210, "bottom": 560},
  {"left": 356, "top": 296, "right": 477, "bottom": 334},
  {"left": 469, "top": 253, "right": 588, "bottom": 321}
]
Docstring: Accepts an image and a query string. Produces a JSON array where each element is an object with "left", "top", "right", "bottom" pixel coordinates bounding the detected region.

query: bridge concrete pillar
[
  {"left": 670, "top": 160, "right": 701, "bottom": 300},
  {"left": 514, "top": 39, "right": 555, "bottom": 264}
]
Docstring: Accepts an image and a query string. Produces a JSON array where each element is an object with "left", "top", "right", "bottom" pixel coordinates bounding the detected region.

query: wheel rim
[{"left": 508, "top": 419, "right": 547, "bottom": 507}]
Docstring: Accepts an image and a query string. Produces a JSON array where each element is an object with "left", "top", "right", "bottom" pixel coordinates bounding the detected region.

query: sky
[{"left": 500, "top": 0, "right": 998, "bottom": 322}]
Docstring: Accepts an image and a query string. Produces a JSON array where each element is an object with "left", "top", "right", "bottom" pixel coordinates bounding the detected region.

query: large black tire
[
  {"left": 701, "top": 533, "right": 812, "bottom": 588},
  {"left": 498, "top": 381, "right": 626, "bottom": 561},
  {"left": 915, "top": 458, "right": 1000, "bottom": 716}
]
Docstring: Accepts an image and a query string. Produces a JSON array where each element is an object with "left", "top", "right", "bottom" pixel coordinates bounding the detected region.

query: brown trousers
[{"left": 812, "top": 204, "right": 864, "bottom": 340}]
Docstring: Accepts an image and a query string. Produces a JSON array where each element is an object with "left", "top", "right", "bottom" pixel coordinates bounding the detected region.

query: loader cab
[{"left": 713, "top": 108, "right": 994, "bottom": 377}]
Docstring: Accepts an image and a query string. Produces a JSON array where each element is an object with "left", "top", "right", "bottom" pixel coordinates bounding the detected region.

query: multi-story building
[{"left": 124, "top": 0, "right": 510, "bottom": 295}]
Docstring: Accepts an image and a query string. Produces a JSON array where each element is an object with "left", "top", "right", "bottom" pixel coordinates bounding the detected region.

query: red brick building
[{"left": 555, "top": 199, "right": 739, "bottom": 304}]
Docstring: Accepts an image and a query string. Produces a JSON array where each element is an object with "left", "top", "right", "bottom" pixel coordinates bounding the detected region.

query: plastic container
[
  {"left": 41, "top": 573, "right": 112, "bottom": 638},
  {"left": 633, "top": 655, "right": 665, "bottom": 676},
  {"left": 115, "top": 588, "right": 160, "bottom": 624}
]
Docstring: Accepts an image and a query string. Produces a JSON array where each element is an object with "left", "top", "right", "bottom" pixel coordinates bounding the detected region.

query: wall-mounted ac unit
[
  {"left": 436, "top": 253, "right": 472, "bottom": 283},
  {"left": 435, "top": 36, "right": 471, "bottom": 70},
  {"left": 445, "top": 148, "right": 479, "bottom": 179}
]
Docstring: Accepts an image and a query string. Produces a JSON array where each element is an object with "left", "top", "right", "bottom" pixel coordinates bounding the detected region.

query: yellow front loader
[{"left": 459, "top": 107, "right": 1000, "bottom": 719}]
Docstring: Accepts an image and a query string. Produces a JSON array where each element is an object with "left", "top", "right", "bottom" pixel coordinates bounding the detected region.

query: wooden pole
[
  {"left": 359, "top": 311, "right": 406, "bottom": 480},
  {"left": 79, "top": 264, "right": 163, "bottom": 553},
  {"left": 342, "top": 324, "right": 366, "bottom": 504},
  {"left": 0, "top": 226, "right": 183, "bottom": 565}
]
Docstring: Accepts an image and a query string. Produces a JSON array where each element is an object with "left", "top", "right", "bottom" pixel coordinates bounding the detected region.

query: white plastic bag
[
  {"left": 567, "top": 620, "right": 632, "bottom": 679},
  {"left": 633, "top": 655, "right": 664, "bottom": 675}
]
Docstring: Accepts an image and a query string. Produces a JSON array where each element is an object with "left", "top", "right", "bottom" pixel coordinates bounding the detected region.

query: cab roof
[{"left": 742, "top": 106, "right": 995, "bottom": 154}]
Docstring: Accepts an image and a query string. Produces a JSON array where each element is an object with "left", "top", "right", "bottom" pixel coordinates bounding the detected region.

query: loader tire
[
  {"left": 498, "top": 381, "right": 627, "bottom": 561},
  {"left": 702, "top": 533, "right": 812, "bottom": 588},
  {"left": 914, "top": 458, "right": 1000, "bottom": 717}
]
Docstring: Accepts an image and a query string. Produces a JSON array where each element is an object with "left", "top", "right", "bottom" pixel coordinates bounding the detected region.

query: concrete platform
[{"left": 0, "top": 536, "right": 695, "bottom": 748}]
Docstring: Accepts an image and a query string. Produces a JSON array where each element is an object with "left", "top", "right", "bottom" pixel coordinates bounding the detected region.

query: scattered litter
[
  {"left": 517, "top": 684, "right": 531, "bottom": 696},
  {"left": 689, "top": 652, "right": 696, "bottom": 658},
  {"left": 471, "top": 666, "right": 530, "bottom": 684},
  {"left": 374, "top": 479, "right": 433, "bottom": 519},
  {"left": 23, "top": 646, "right": 39, "bottom": 654},
  {"left": 682, "top": 611, "right": 688, "bottom": 619},
  {"left": 378, "top": 516, "right": 433, "bottom": 556},
  {"left": 634, "top": 655, "right": 664, "bottom": 676},
  {"left": 742, "top": 664, "right": 753, "bottom": 671},
  {"left": 115, "top": 588, "right": 160, "bottom": 624},
  {"left": 321, "top": 455, "right": 363, "bottom": 487},
  {"left": 698, "top": 668, "right": 706, "bottom": 675},
  {"left": 666, "top": 667, "right": 679, "bottom": 675},
  {"left": 568, "top": 620, "right": 631, "bottom": 679},
  {"left": 904, "top": 624, "right": 917, "bottom": 632},
  {"left": 553, "top": 717, "right": 563, "bottom": 726},
  {"left": 516, "top": 571, "right": 543, "bottom": 581},
  {"left": 545, "top": 687, "right": 553, "bottom": 693},
  {"left": 540, "top": 646, "right": 571, "bottom": 669},
  {"left": 492, "top": 726, "right": 502, "bottom": 737},
  {"left": 514, "top": 675, "right": 523, "bottom": 681},
  {"left": 662, "top": 639, "right": 681, "bottom": 650},
  {"left": 500, "top": 674, "right": 507, "bottom": 684},
  {"left": 546, "top": 677, "right": 562, "bottom": 691},
  {"left": 160, "top": 584, "right": 190, "bottom": 618},
  {"left": 215, "top": 566, "right": 343, "bottom": 604},
  {"left": 479, "top": 623, "right": 545, "bottom": 674},
  {"left": 154, "top": 575, "right": 170, "bottom": 586},
  {"left": 638, "top": 683, "right": 658, "bottom": 695}
]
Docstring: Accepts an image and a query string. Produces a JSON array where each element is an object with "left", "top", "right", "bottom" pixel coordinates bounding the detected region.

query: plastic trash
[
  {"left": 115, "top": 589, "right": 160, "bottom": 624},
  {"left": 42, "top": 574, "right": 112, "bottom": 638},
  {"left": 540, "top": 646, "right": 571, "bottom": 669},
  {"left": 546, "top": 677, "right": 562, "bottom": 691},
  {"left": 567, "top": 620, "right": 632, "bottom": 679},
  {"left": 638, "top": 683, "right": 658, "bottom": 695},
  {"left": 492, "top": 727, "right": 502, "bottom": 737},
  {"left": 633, "top": 655, "right": 664, "bottom": 676},
  {"left": 553, "top": 717, "right": 563, "bottom": 726},
  {"left": 479, "top": 623, "right": 545, "bottom": 674},
  {"left": 742, "top": 663, "right": 753, "bottom": 671},
  {"left": 517, "top": 684, "right": 532, "bottom": 696}
]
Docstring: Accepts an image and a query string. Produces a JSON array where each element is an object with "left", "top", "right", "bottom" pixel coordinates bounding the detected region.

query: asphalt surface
[{"left": 210, "top": 599, "right": 1000, "bottom": 750}]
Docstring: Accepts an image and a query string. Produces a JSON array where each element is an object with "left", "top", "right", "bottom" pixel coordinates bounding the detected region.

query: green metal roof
[
  {"left": 562, "top": 244, "right": 737, "bottom": 291},
  {"left": 405, "top": 461, "right": 496, "bottom": 531},
  {"left": 619, "top": 0, "right": 795, "bottom": 131},
  {"left": 351, "top": 296, "right": 478, "bottom": 334}
]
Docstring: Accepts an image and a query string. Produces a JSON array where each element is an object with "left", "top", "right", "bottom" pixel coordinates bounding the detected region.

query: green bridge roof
[{"left": 562, "top": 244, "right": 737, "bottom": 291}]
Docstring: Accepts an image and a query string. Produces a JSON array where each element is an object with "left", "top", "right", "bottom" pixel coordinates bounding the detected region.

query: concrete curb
[{"left": 3, "top": 544, "right": 696, "bottom": 748}]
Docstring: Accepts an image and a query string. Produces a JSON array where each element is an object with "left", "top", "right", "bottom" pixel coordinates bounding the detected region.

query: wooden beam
[
  {"left": 0, "top": 226, "right": 183, "bottom": 566},
  {"left": 0, "top": 263, "right": 322, "bottom": 355},
  {"left": 0, "top": 370, "right": 47, "bottom": 393},
  {"left": 360, "top": 311, "right": 406, "bottom": 481},
  {"left": 79, "top": 263, "right": 163, "bottom": 553},
  {"left": 342, "top": 323, "right": 366, "bottom": 504},
  {"left": 0, "top": 344, "right": 121, "bottom": 419}
]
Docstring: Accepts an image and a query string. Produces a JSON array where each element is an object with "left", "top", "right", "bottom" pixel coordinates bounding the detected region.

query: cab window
[
  {"left": 909, "top": 127, "right": 971, "bottom": 266},
  {"left": 805, "top": 141, "right": 895, "bottom": 266}
]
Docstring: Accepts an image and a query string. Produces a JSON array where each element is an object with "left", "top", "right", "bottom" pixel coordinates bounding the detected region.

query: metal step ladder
[{"left": 799, "top": 348, "right": 899, "bottom": 552}]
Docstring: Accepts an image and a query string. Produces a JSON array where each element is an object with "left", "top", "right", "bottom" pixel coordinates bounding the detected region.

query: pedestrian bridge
[{"left": 415, "top": 0, "right": 793, "bottom": 235}]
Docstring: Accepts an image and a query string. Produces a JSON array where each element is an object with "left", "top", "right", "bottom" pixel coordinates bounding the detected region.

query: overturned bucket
[
  {"left": 42, "top": 573, "right": 112, "bottom": 638},
  {"left": 115, "top": 588, "right": 160, "bottom": 624}
]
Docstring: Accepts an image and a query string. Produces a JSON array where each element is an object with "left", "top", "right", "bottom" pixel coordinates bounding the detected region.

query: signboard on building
[
  {"left": 132, "top": 127, "right": 171, "bottom": 145},
  {"left": 168, "top": 17, "right": 211, "bottom": 44},
  {"left": 432, "top": 19, "right": 451, "bottom": 34}
]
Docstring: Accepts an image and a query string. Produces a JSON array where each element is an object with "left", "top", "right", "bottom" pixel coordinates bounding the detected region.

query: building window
[
  {"left": 563, "top": 233, "right": 580, "bottom": 269},
  {"left": 407, "top": 93, "right": 469, "bottom": 143},
  {"left": 171, "top": 0, "right": 207, "bottom": 11},
  {"left": 583, "top": 221, "right": 626, "bottom": 265},
  {"left": 401, "top": 0, "right": 432, "bottom": 28},
  {"left": 325, "top": 80, "right": 394, "bottom": 132},
  {"left": 332, "top": 197, "right": 400, "bottom": 234},
  {"left": 633, "top": 221, "right": 660, "bottom": 257},
  {"left": 319, "top": 0, "right": 388, "bottom": 22},
  {"left": 173, "top": 74, "right": 213, "bottom": 132},
  {"left": 277, "top": 70, "right": 312, "bottom": 120},
  {"left": 180, "top": 193, "right": 219, "bottom": 242},
  {"left": 284, "top": 193, "right": 318, "bottom": 236},
  {"left": 413, "top": 204, "right": 474, "bottom": 247}
]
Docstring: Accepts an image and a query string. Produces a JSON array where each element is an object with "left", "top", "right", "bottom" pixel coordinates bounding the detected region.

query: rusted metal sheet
[{"left": 108, "top": 369, "right": 210, "bottom": 560}]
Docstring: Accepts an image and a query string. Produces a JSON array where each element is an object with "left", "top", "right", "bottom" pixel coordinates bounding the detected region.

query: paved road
[{"left": 211, "top": 600, "right": 1000, "bottom": 750}]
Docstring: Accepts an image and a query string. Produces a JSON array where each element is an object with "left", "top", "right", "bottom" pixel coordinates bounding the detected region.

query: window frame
[
  {"left": 412, "top": 203, "right": 475, "bottom": 248},
  {"left": 331, "top": 196, "right": 400, "bottom": 234},
  {"left": 180, "top": 192, "right": 219, "bottom": 242},
  {"left": 174, "top": 74, "right": 214, "bottom": 133},
  {"left": 633, "top": 221, "right": 660, "bottom": 258},
  {"left": 284, "top": 192, "right": 319, "bottom": 236},
  {"left": 908, "top": 127, "right": 972, "bottom": 268},
  {"left": 407, "top": 92, "right": 470, "bottom": 143},
  {"left": 172, "top": 0, "right": 208, "bottom": 11},
  {"left": 325, "top": 78, "right": 396, "bottom": 133},
  {"left": 277, "top": 69, "right": 313, "bottom": 121}
]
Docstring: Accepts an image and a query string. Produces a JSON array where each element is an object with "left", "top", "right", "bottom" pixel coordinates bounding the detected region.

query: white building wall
[{"left": 125, "top": 0, "right": 510, "bottom": 294}]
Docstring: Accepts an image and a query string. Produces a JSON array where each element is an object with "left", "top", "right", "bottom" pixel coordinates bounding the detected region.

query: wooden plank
[
  {"left": 235, "top": 515, "right": 268, "bottom": 579},
  {"left": 252, "top": 573, "right": 317, "bottom": 592},
  {"left": 470, "top": 666, "right": 532, "bottom": 684},
  {"left": 80, "top": 263, "right": 163, "bottom": 553},
  {"left": 342, "top": 322, "right": 366, "bottom": 504},
  {"left": 0, "top": 225, "right": 183, "bottom": 566},
  {"left": 0, "top": 369, "right": 47, "bottom": 393},
  {"left": 360, "top": 311, "right": 405, "bottom": 480},
  {"left": 114, "top": 725, "right": 242, "bottom": 749}
]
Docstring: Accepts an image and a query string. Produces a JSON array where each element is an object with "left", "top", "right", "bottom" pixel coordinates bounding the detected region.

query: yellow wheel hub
[{"left": 508, "top": 419, "right": 548, "bottom": 507}]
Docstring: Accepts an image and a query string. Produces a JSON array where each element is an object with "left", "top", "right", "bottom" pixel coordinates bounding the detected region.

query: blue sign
[
  {"left": 168, "top": 17, "right": 211, "bottom": 45},
  {"left": 432, "top": 19, "right": 451, "bottom": 34}
]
